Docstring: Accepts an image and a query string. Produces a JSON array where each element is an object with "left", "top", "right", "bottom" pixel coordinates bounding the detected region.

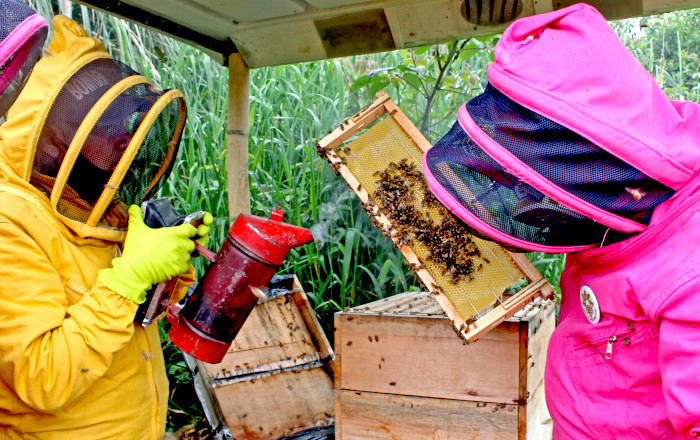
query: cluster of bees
[
  {"left": 316, "top": 130, "right": 487, "bottom": 288},
  {"left": 370, "top": 159, "right": 485, "bottom": 285},
  {"left": 316, "top": 142, "right": 348, "bottom": 178}
]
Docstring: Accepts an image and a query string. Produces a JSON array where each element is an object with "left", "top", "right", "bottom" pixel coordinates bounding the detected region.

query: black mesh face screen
[
  {"left": 116, "top": 97, "right": 183, "bottom": 206},
  {"left": 425, "top": 120, "right": 615, "bottom": 247},
  {"left": 0, "top": 0, "right": 35, "bottom": 41},
  {"left": 467, "top": 84, "right": 674, "bottom": 224},
  {"left": 0, "top": 1, "right": 46, "bottom": 116},
  {"left": 0, "top": 30, "right": 46, "bottom": 115},
  {"left": 33, "top": 58, "right": 138, "bottom": 178}
]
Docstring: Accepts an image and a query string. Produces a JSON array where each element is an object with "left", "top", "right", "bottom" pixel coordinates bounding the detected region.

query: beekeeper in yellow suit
[{"left": 0, "top": 15, "right": 212, "bottom": 439}]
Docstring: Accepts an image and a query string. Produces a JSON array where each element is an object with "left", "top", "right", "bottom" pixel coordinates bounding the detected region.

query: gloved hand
[
  {"left": 194, "top": 212, "right": 214, "bottom": 249},
  {"left": 98, "top": 204, "right": 198, "bottom": 304}
]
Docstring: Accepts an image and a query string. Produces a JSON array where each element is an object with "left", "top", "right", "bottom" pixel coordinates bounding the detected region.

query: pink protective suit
[
  {"left": 492, "top": 5, "right": 700, "bottom": 438},
  {"left": 423, "top": 3, "right": 700, "bottom": 438},
  {"left": 548, "top": 172, "right": 700, "bottom": 439}
]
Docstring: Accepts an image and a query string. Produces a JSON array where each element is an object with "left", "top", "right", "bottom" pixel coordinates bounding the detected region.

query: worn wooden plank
[
  {"left": 316, "top": 91, "right": 390, "bottom": 151},
  {"left": 335, "top": 390, "right": 518, "bottom": 440},
  {"left": 507, "top": 252, "right": 554, "bottom": 299},
  {"left": 335, "top": 312, "right": 521, "bottom": 403},
  {"left": 462, "top": 278, "right": 549, "bottom": 343},
  {"left": 368, "top": 293, "right": 424, "bottom": 313},
  {"left": 210, "top": 353, "right": 324, "bottom": 386},
  {"left": 192, "top": 276, "right": 335, "bottom": 440},
  {"left": 205, "top": 293, "right": 318, "bottom": 380},
  {"left": 334, "top": 392, "right": 343, "bottom": 440},
  {"left": 229, "top": 293, "right": 312, "bottom": 351},
  {"left": 290, "top": 277, "right": 334, "bottom": 362},
  {"left": 392, "top": 295, "right": 437, "bottom": 314},
  {"left": 333, "top": 312, "right": 343, "bottom": 391},
  {"left": 526, "top": 381, "right": 553, "bottom": 440},
  {"left": 354, "top": 291, "right": 424, "bottom": 313},
  {"left": 216, "top": 368, "right": 334, "bottom": 440},
  {"left": 517, "top": 321, "right": 529, "bottom": 440},
  {"left": 526, "top": 301, "right": 556, "bottom": 400},
  {"left": 382, "top": 97, "right": 432, "bottom": 153},
  {"left": 642, "top": 0, "right": 700, "bottom": 15},
  {"left": 226, "top": 52, "right": 251, "bottom": 219}
]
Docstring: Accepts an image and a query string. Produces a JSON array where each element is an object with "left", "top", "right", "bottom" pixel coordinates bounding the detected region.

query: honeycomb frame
[{"left": 317, "top": 92, "right": 553, "bottom": 343}]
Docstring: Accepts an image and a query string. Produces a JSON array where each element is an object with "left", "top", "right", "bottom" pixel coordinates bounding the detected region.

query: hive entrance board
[{"left": 316, "top": 92, "right": 553, "bottom": 343}]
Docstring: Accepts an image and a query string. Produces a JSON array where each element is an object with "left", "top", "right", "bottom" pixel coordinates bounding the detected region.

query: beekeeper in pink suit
[{"left": 423, "top": 3, "right": 700, "bottom": 439}]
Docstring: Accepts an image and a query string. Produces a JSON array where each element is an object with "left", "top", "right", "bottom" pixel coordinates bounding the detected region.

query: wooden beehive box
[
  {"left": 334, "top": 291, "right": 555, "bottom": 440},
  {"left": 186, "top": 275, "right": 335, "bottom": 440}
]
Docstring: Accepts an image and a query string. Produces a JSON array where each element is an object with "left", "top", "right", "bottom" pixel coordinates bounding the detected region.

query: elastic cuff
[{"left": 97, "top": 268, "right": 149, "bottom": 304}]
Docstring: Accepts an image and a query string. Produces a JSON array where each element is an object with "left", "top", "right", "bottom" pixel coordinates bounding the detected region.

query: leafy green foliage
[
  {"left": 159, "top": 325, "right": 212, "bottom": 437},
  {"left": 613, "top": 10, "right": 700, "bottom": 101},
  {"left": 346, "top": 37, "right": 497, "bottom": 142}
]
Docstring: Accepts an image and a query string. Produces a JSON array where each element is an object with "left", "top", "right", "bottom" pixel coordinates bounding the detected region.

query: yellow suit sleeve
[
  {"left": 169, "top": 264, "right": 196, "bottom": 305},
  {"left": 0, "top": 220, "right": 137, "bottom": 412}
]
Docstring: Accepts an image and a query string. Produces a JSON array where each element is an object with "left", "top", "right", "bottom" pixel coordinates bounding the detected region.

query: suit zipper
[
  {"left": 604, "top": 336, "right": 617, "bottom": 359},
  {"left": 573, "top": 323, "right": 642, "bottom": 360}
]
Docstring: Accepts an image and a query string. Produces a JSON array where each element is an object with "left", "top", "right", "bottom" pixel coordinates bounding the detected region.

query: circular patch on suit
[{"left": 580, "top": 285, "right": 600, "bottom": 324}]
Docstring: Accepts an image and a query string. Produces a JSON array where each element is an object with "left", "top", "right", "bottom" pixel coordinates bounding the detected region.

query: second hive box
[{"left": 334, "top": 291, "right": 555, "bottom": 440}]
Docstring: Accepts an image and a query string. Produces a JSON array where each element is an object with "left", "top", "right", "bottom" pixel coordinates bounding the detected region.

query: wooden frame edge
[
  {"left": 290, "top": 275, "right": 335, "bottom": 364},
  {"left": 320, "top": 92, "right": 553, "bottom": 345},
  {"left": 317, "top": 91, "right": 391, "bottom": 151}
]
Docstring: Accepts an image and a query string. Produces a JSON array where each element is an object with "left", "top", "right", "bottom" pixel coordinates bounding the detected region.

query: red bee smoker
[{"left": 167, "top": 209, "right": 313, "bottom": 363}]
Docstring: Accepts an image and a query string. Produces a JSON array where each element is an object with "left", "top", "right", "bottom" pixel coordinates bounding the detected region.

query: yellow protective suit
[{"left": 0, "top": 16, "right": 191, "bottom": 439}]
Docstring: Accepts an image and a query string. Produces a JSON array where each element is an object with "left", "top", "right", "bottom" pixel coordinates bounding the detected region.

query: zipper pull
[{"left": 605, "top": 336, "right": 618, "bottom": 359}]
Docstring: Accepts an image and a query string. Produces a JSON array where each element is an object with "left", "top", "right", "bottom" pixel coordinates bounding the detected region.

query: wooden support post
[
  {"left": 226, "top": 53, "right": 251, "bottom": 220},
  {"left": 59, "top": 0, "right": 73, "bottom": 17}
]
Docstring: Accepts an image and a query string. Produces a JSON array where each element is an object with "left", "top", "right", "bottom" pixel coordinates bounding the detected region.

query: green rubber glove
[
  {"left": 195, "top": 212, "right": 214, "bottom": 249},
  {"left": 98, "top": 204, "right": 198, "bottom": 304}
]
